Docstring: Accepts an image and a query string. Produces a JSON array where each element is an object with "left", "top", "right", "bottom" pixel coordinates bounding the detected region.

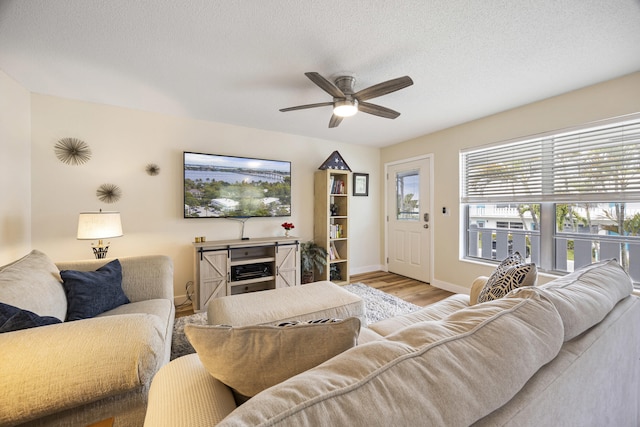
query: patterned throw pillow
[
  {"left": 275, "top": 318, "right": 342, "bottom": 327},
  {"left": 477, "top": 252, "right": 537, "bottom": 303}
]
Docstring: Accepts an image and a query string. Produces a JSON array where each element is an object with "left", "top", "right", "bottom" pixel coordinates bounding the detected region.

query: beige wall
[
  {"left": 381, "top": 71, "right": 640, "bottom": 292},
  {"left": 29, "top": 95, "right": 381, "bottom": 300},
  {"left": 0, "top": 70, "right": 32, "bottom": 265},
  {"left": 5, "top": 70, "right": 639, "bottom": 300}
]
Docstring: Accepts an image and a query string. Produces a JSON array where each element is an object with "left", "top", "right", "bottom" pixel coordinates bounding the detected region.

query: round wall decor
[
  {"left": 54, "top": 137, "right": 92, "bottom": 165},
  {"left": 96, "top": 183, "right": 122, "bottom": 203},
  {"left": 146, "top": 163, "right": 160, "bottom": 176}
]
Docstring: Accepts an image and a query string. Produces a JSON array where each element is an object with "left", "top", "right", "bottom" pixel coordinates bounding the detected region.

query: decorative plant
[{"left": 300, "top": 241, "right": 327, "bottom": 284}]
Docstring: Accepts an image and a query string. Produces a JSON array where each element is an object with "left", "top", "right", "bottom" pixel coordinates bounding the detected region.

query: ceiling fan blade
[
  {"left": 329, "top": 114, "right": 343, "bottom": 128},
  {"left": 358, "top": 102, "right": 401, "bottom": 119},
  {"left": 279, "top": 101, "right": 334, "bottom": 112},
  {"left": 305, "top": 72, "right": 345, "bottom": 98},
  {"left": 354, "top": 76, "right": 413, "bottom": 101}
]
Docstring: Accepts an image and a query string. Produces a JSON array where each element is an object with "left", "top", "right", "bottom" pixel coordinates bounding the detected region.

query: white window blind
[{"left": 461, "top": 114, "right": 640, "bottom": 203}]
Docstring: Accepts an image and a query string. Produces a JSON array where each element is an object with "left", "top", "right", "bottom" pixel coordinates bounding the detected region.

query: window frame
[{"left": 460, "top": 113, "right": 640, "bottom": 286}]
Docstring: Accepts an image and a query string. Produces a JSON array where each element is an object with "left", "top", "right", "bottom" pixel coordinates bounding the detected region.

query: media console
[{"left": 193, "top": 236, "right": 300, "bottom": 312}]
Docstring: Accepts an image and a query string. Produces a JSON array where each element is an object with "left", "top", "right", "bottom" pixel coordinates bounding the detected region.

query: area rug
[{"left": 171, "top": 282, "right": 421, "bottom": 360}]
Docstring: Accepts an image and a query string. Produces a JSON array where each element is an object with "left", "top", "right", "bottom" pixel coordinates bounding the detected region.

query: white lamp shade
[{"left": 77, "top": 211, "right": 123, "bottom": 240}]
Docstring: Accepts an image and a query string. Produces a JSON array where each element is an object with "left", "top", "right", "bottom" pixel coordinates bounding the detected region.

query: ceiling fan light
[{"left": 333, "top": 100, "right": 358, "bottom": 117}]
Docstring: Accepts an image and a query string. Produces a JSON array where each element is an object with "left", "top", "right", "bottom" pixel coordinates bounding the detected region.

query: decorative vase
[
  {"left": 285, "top": 229, "right": 290, "bottom": 237},
  {"left": 301, "top": 271, "right": 314, "bottom": 284}
]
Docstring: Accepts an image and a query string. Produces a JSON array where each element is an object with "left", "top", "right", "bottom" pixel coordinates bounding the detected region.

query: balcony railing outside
[
  {"left": 555, "top": 232, "right": 640, "bottom": 283},
  {"left": 467, "top": 225, "right": 539, "bottom": 263},
  {"left": 467, "top": 225, "right": 640, "bottom": 285}
]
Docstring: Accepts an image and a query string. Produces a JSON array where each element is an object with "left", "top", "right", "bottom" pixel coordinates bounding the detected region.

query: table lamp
[{"left": 77, "top": 210, "right": 123, "bottom": 258}]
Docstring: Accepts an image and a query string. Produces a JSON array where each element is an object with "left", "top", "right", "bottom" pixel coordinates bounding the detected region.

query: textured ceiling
[{"left": 1, "top": 0, "right": 639, "bottom": 147}]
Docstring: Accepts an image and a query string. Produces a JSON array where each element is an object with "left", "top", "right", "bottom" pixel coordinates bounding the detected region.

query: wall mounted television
[{"left": 183, "top": 151, "right": 291, "bottom": 218}]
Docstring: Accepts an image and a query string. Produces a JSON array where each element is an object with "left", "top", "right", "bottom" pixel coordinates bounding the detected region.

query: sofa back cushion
[
  {"left": 218, "top": 289, "right": 564, "bottom": 427},
  {"left": 368, "top": 293, "right": 470, "bottom": 336},
  {"left": 537, "top": 258, "right": 633, "bottom": 341},
  {"left": 56, "top": 255, "right": 174, "bottom": 303},
  {"left": 0, "top": 250, "right": 67, "bottom": 321}
]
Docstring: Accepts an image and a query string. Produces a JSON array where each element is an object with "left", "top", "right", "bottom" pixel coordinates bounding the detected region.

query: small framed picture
[{"left": 353, "top": 173, "right": 369, "bottom": 196}]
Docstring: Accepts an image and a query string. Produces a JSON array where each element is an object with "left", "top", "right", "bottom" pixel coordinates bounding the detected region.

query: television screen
[{"left": 183, "top": 152, "right": 291, "bottom": 218}]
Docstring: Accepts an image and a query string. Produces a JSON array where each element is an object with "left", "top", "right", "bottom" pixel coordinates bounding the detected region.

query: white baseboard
[
  {"left": 430, "top": 279, "right": 470, "bottom": 295},
  {"left": 350, "top": 264, "right": 385, "bottom": 275},
  {"left": 174, "top": 294, "right": 193, "bottom": 309}
]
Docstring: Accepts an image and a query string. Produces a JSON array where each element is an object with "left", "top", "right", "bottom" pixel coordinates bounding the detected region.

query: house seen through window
[{"left": 461, "top": 113, "right": 640, "bottom": 287}]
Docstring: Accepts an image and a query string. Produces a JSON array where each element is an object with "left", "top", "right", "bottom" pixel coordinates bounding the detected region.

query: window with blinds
[
  {"left": 462, "top": 113, "right": 640, "bottom": 285},
  {"left": 461, "top": 114, "right": 640, "bottom": 203}
]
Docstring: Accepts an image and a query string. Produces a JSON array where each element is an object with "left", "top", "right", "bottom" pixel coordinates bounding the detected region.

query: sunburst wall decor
[
  {"left": 54, "top": 137, "right": 92, "bottom": 165},
  {"left": 145, "top": 163, "right": 160, "bottom": 176},
  {"left": 96, "top": 184, "right": 122, "bottom": 203}
]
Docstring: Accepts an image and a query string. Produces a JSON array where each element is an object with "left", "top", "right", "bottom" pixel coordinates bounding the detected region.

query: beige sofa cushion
[
  {"left": 473, "top": 294, "right": 640, "bottom": 427},
  {"left": 537, "top": 258, "right": 633, "bottom": 341},
  {"left": 0, "top": 313, "right": 164, "bottom": 425},
  {"left": 369, "top": 293, "right": 470, "bottom": 336},
  {"left": 186, "top": 317, "right": 360, "bottom": 398},
  {"left": 56, "top": 254, "right": 175, "bottom": 303},
  {"left": 0, "top": 250, "right": 67, "bottom": 321},
  {"left": 218, "top": 289, "right": 563, "bottom": 426},
  {"left": 145, "top": 353, "right": 238, "bottom": 427},
  {"left": 469, "top": 276, "right": 489, "bottom": 306}
]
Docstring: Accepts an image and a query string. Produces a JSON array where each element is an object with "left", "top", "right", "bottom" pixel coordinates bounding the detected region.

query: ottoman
[{"left": 207, "top": 281, "right": 366, "bottom": 326}]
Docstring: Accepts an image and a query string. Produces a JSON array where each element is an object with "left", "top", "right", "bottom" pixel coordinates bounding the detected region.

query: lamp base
[
  {"left": 92, "top": 246, "right": 110, "bottom": 259},
  {"left": 91, "top": 239, "right": 110, "bottom": 259}
]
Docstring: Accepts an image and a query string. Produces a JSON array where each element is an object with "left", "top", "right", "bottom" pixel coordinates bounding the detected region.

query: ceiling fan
[{"left": 280, "top": 72, "right": 414, "bottom": 128}]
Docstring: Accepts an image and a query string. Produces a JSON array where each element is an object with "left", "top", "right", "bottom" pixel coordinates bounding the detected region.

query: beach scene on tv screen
[{"left": 184, "top": 152, "right": 291, "bottom": 218}]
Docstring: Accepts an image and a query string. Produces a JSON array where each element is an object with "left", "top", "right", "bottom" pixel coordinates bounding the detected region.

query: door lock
[
  {"left": 424, "top": 224, "right": 429, "bottom": 229},
  {"left": 423, "top": 213, "right": 429, "bottom": 222}
]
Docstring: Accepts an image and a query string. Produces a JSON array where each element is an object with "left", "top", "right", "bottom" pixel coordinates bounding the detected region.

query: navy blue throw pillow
[
  {"left": 60, "top": 259, "right": 130, "bottom": 321},
  {"left": 0, "top": 302, "right": 62, "bottom": 333}
]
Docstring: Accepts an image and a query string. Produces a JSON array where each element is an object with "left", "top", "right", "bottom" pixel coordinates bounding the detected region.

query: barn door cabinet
[{"left": 193, "top": 237, "right": 300, "bottom": 311}]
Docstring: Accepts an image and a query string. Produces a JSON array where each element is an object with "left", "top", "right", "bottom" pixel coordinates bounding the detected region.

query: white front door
[{"left": 386, "top": 157, "right": 432, "bottom": 282}]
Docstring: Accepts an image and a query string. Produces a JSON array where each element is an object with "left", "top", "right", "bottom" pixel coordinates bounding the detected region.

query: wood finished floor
[{"left": 349, "top": 271, "right": 454, "bottom": 307}]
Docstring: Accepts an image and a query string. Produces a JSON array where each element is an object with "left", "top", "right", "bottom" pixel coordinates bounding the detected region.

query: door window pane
[{"left": 396, "top": 170, "right": 419, "bottom": 220}]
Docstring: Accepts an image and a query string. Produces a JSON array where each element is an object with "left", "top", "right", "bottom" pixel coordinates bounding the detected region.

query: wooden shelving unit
[{"left": 314, "top": 169, "right": 350, "bottom": 285}]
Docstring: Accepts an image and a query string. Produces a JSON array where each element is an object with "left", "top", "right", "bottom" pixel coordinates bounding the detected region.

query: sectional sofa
[
  {"left": 0, "top": 250, "right": 175, "bottom": 427},
  {"left": 145, "top": 259, "right": 640, "bottom": 426}
]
